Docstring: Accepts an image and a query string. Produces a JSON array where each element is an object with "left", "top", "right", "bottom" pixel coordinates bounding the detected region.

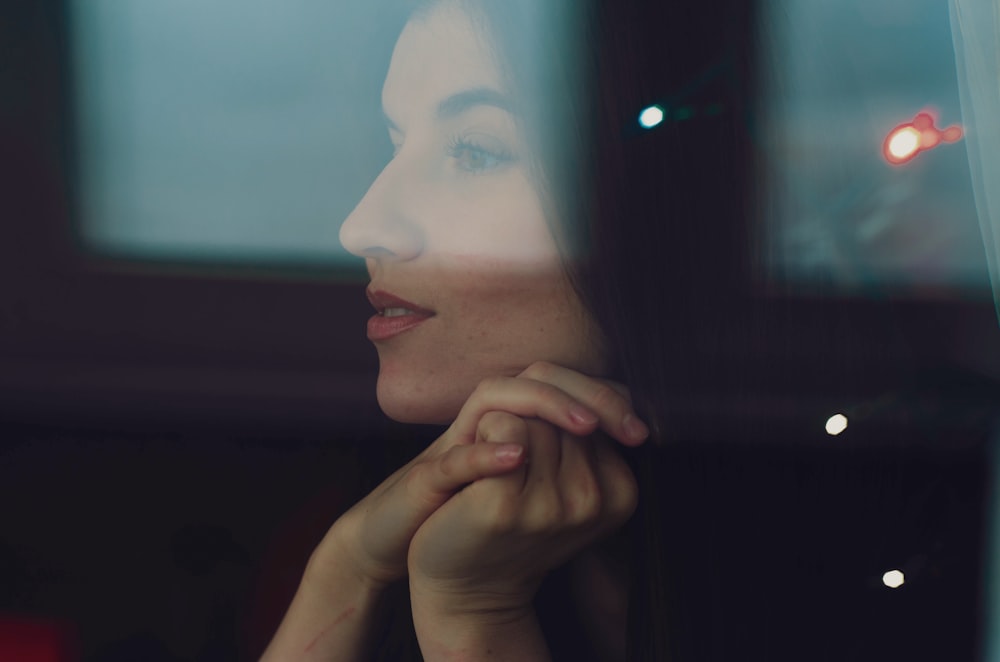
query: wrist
[
  {"left": 261, "top": 537, "right": 390, "bottom": 662},
  {"left": 306, "top": 517, "right": 398, "bottom": 594},
  {"left": 410, "top": 582, "right": 549, "bottom": 661}
]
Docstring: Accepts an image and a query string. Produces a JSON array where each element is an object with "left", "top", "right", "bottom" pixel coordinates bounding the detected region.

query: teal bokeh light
[{"left": 638, "top": 104, "right": 665, "bottom": 129}]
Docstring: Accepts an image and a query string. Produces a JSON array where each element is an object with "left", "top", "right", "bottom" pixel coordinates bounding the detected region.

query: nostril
[
  {"left": 362, "top": 246, "right": 395, "bottom": 259},
  {"left": 339, "top": 213, "right": 423, "bottom": 261}
]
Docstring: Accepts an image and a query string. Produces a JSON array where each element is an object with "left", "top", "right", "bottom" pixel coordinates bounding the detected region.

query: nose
[{"left": 339, "top": 158, "right": 424, "bottom": 262}]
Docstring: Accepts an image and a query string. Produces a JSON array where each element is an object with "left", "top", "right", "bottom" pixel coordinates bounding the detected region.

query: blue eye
[{"left": 447, "top": 137, "right": 513, "bottom": 174}]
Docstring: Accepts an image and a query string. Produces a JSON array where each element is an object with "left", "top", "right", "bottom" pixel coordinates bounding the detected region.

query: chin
[{"left": 375, "top": 375, "right": 465, "bottom": 426}]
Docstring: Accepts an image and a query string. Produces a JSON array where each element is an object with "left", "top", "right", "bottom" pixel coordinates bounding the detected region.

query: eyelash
[{"left": 446, "top": 135, "right": 514, "bottom": 174}]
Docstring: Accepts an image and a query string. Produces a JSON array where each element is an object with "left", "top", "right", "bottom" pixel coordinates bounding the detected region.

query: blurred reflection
[
  {"left": 69, "top": 1, "right": 400, "bottom": 267},
  {"left": 951, "top": 0, "right": 1000, "bottom": 322},
  {"left": 759, "top": 0, "right": 989, "bottom": 296}
]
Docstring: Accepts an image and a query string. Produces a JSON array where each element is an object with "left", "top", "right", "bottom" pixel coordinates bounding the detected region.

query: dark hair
[
  {"left": 378, "top": 1, "right": 758, "bottom": 659},
  {"left": 588, "top": 3, "right": 760, "bottom": 659}
]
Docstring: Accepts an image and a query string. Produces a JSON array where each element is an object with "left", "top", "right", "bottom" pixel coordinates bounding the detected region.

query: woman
[{"left": 264, "top": 0, "right": 752, "bottom": 659}]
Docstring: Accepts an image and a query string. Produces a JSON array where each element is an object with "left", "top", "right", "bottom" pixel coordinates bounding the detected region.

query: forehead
[{"left": 382, "top": 4, "right": 505, "bottom": 123}]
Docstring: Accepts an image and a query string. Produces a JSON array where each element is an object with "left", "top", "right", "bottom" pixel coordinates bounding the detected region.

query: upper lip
[{"left": 366, "top": 288, "right": 435, "bottom": 316}]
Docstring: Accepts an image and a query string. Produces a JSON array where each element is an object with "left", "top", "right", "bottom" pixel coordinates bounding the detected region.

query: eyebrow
[
  {"left": 383, "top": 86, "right": 514, "bottom": 132},
  {"left": 436, "top": 87, "right": 513, "bottom": 120}
]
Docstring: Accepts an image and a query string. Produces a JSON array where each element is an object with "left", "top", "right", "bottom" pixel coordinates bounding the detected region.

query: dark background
[{"left": 3, "top": 1, "right": 1000, "bottom": 660}]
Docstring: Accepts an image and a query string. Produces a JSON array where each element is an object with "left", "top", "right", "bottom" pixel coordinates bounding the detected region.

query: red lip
[{"left": 365, "top": 288, "right": 435, "bottom": 341}]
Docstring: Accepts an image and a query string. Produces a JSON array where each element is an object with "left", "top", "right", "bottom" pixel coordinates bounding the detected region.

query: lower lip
[{"left": 366, "top": 313, "right": 432, "bottom": 341}]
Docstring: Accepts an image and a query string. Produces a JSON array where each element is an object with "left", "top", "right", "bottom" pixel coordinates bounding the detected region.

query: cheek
[
  {"left": 446, "top": 261, "right": 562, "bottom": 322},
  {"left": 374, "top": 269, "right": 605, "bottom": 425},
  {"left": 423, "top": 172, "right": 558, "bottom": 263},
  {"left": 445, "top": 264, "right": 602, "bottom": 368}
]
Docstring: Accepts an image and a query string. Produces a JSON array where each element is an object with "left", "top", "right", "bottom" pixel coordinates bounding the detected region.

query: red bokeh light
[
  {"left": 883, "top": 111, "right": 963, "bottom": 165},
  {"left": 0, "top": 616, "right": 78, "bottom": 662}
]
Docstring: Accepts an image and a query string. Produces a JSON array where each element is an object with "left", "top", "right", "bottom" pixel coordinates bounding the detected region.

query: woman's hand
[
  {"left": 317, "top": 362, "right": 647, "bottom": 590},
  {"left": 406, "top": 412, "right": 640, "bottom": 659},
  {"left": 265, "top": 363, "right": 645, "bottom": 660}
]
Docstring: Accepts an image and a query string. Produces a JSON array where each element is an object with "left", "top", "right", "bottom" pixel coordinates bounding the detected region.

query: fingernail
[
  {"left": 569, "top": 403, "right": 599, "bottom": 426},
  {"left": 623, "top": 414, "right": 650, "bottom": 441},
  {"left": 494, "top": 444, "right": 524, "bottom": 461}
]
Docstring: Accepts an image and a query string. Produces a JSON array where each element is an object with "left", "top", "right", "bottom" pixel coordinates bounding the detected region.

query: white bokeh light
[
  {"left": 887, "top": 126, "right": 921, "bottom": 160},
  {"left": 825, "top": 413, "right": 848, "bottom": 436},
  {"left": 638, "top": 105, "right": 665, "bottom": 129},
  {"left": 882, "top": 569, "right": 905, "bottom": 589}
]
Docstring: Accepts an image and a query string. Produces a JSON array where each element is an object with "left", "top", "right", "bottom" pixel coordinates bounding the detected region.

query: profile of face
[{"left": 339, "top": 1, "right": 605, "bottom": 424}]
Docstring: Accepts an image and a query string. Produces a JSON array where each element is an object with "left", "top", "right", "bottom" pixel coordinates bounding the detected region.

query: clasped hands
[{"left": 309, "top": 361, "right": 648, "bottom": 652}]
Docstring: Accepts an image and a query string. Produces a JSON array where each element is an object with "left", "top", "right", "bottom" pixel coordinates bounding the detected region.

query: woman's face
[{"left": 339, "top": 1, "right": 605, "bottom": 424}]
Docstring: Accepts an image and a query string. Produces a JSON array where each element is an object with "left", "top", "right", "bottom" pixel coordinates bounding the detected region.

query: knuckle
[
  {"left": 482, "top": 496, "right": 520, "bottom": 534},
  {"left": 436, "top": 448, "right": 461, "bottom": 478},
  {"left": 474, "top": 375, "right": 509, "bottom": 396},
  {"left": 592, "top": 445, "right": 639, "bottom": 522},
  {"left": 525, "top": 418, "right": 560, "bottom": 443},
  {"left": 523, "top": 494, "right": 564, "bottom": 532},
  {"left": 404, "top": 461, "right": 428, "bottom": 485},
  {"left": 402, "top": 462, "right": 442, "bottom": 508},
  {"left": 479, "top": 410, "right": 509, "bottom": 427},
  {"left": 507, "top": 414, "right": 530, "bottom": 434},
  {"left": 521, "top": 360, "right": 555, "bottom": 381},
  {"left": 567, "top": 476, "right": 603, "bottom": 524},
  {"left": 479, "top": 411, "right": 528, "bottom": 444},
  {"left": 611, "top": 468, "right": 640, "bottom": 521},
  {"left": 589, "top": 382, "right": 622, "bottom": 412},
  {"left": 605, "top": 380, "right": 633, "bottom": 402}
]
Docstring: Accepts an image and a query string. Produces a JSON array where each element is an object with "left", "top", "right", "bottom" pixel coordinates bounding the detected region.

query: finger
[
  {"left": 447, "top": 376, "right": 605, "bottom": 446},
  {"left": 589, "top": 438, "right": 639, "bottom": 530},
  {"left": 410, "top": 440, "right": 526, "bottom": 504},
  {"left": 380, "top": 441, "right": 527, "bottom": 560},
  {"left": 520, "top": 418, "right": 563, "bottom": 482},
  {"left": 509, "top": 420, "right": 564, "bottom": 531},
  {"left": 519, "top": 361, "right": 649, "bottom": 446},
  {"left": 476, "top": 416, "right": 560, "bottom": 495},
  {"left": 476, "top": 410, "right": 530, "bottom": 445},
  {"left": 449, "top": 421, "right": 562, "bottom": 540},
  {"left": 552, "top": 432, "right": 603, "bottom": 528}
]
